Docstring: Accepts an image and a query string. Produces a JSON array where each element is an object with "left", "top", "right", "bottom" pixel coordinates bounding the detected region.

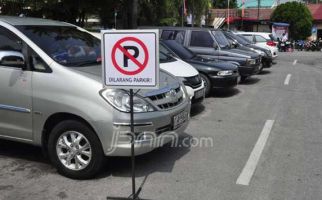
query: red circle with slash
[{"left": 111, "top": 37, "right": 149, "bottom": 75}]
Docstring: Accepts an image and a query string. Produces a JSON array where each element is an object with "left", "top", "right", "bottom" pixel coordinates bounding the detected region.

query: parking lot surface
[{"left": 1, "top": 51, "right": 322, "bottom": 200}]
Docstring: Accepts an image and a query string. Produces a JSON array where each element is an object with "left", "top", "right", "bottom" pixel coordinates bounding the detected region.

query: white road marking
[
  {"left": 293, "top": 59, "right": 297, "bottom": 65},
  {"left": 236, "top": 120, "right": 275, "bottom": 186},
  {"left": 284, "top": 74, "right": 292, "bottom": 85}
]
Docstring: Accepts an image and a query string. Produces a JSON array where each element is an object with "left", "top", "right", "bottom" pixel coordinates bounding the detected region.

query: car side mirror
[
  {"left": 232, "top": 41, "right": 238, "bottom": 48},
  {"left": 0, "top": 51, "right": 26, "bottom": 70}
]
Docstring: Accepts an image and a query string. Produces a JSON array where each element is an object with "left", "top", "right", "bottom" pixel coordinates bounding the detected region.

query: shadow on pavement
[
  {"left": 102, "top": 133, "right": 192, "bottom": 179},
  {"left": 190, "top": 103, "right": 205, "bottom": 117},
  {"left": 210, "top": 88, "right": 240, "bottom": 98},
  {"left": 0, "top": 139, "right": 48, "bottom": 164},
  {"left": 257, "top": 70, "right": 271, "bottom": 75},
  {"left": 239, "top": 77, "right": 260, "bottom": 85},
  {"left": 0, "top": 132, "right": 191, "bottom": 180}
]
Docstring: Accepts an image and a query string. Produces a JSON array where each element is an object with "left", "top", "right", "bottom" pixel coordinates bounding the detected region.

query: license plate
[
  {"left": 173, "top": 111, "right": 188, "bottom": 130},
  {"left": 194, "top": 89, "right": 205, "bottom": 99}
]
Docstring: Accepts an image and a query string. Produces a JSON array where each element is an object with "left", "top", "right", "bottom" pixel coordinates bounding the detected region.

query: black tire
[
  {"left": 48, "top": 120, "right": 104, "bottom": 179},
  {"left": 200, "top": 73, "right": 211, "bottom": 97},
  {"left": 259, "top": 64, "right": 264, "bottom": 73},
  {"left": 240, "top": 76, "right": 248, "bottom": 82}
]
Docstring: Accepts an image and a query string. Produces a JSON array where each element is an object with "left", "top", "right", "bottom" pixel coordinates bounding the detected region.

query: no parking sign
[{"left": 102, "top": 30, "right": 159, "bottom": 89}]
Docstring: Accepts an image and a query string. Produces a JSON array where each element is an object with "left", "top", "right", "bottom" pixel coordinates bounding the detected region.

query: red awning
[{"left": 307, "top": 4, "right": 322, "bottom": 21}]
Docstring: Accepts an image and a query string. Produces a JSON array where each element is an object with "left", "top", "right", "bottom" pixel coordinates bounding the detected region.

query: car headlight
[
  {"left": 217, "top": 70, "right": 233, "bottom": 76},
  {"left": 256, "top": 50, "right": 265, "bottom": 56},
  {"left": 100, "top": 89, "right": 156, "bottom": 113},
  {"left": 246, "top": 58, "right": 256, "bottom": 65},
  {"left": 178, "top": 77, "right": 188, "bottom": 85}
]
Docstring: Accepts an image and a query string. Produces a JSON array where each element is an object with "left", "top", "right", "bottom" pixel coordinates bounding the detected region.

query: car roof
[
  {"left": 0, "top": 16, "right": 73, "bottom": 26},
  {"left": 140, "top": 26, "right": 220, "bottom": 31},
  {"left": 238, "top": 32, "right": 271, "bottom": 35}
]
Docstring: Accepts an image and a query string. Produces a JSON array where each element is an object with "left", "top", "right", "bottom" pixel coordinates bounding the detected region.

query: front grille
[
  {"left": 146, "top": 85, "right": 184, "bottom": 110},
  {"left": 183, "top": 75, "right": 202, "bottom": 89}
]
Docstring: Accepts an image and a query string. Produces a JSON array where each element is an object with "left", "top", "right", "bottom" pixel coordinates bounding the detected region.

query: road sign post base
[{"left": 107, "top": 90, "right": 150, "bottom": 200}]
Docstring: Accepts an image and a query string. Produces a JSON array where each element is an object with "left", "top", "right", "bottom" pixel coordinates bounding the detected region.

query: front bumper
[
  {"left": 185, "top": 81, "right": 205, "bottom": 104},
  {"left": 103, "top": 99, "right": 191, "bottom": 156},
  {"left": 271, "top": 48, "right": 278, "bottom": 59},
  {"left": 262, "top": 57, "right": 273, "bottom": 68},
  {"left": 209, "top": 74, "right": 239, "bottom": 88},
  {"left": 238, "top": 64, "right": 260, "bottom": 77}
]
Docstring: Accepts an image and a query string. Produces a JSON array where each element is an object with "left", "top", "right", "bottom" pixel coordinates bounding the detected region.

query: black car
[
  {"left": 223, "top": 31, "right": 273, "bottom": 71},
  {"left": 160, "top": 40, "right": 239, "bottom": 96},
  {"left": 158, "top": 27, "right": 261, "bottom": 81}
]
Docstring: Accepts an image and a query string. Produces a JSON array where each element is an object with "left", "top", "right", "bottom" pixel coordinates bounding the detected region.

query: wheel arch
[{"left": 41, "top": 113, "right": 97, "bottom": 154}]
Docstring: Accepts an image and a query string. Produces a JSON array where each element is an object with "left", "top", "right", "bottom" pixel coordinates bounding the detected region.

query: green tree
[
  {"left": 137, "top": 0, "right": 212, "bottom": 27},
  {"left": 187, "top": 0, "right": 212, "bottom": 26},
  {"left": 213, "top": 0, "right": 237, "bottom": 9},
  {"left": 271, "top": 2, "right": 313, "bottom": 40}
]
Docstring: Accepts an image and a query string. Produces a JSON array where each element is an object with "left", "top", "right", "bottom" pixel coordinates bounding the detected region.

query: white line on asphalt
[
  {"left": 284, "top": 74, "right": 292, "bottom": 85},
  {"left": 293, "top": 59, "right": 297, "bottom": 65},
  {"left": 236, "top": 120, "right": 275, "bottom": 186}
]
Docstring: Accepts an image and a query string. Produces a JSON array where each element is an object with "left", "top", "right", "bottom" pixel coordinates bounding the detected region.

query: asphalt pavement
[{"left": 1, "top": 51, "right": 322, "bottom": 200}]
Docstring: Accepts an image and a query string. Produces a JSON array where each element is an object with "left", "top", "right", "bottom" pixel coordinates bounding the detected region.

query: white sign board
[{"left": 102, "top": 30, "right": 159, "bottom": 89}]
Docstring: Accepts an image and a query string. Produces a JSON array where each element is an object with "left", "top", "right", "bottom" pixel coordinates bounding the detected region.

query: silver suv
[{"left": 0, "top": 16, "right": 190, "bottom": 179}]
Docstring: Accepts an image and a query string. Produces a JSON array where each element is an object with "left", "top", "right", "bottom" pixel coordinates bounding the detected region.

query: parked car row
[{"left": 0, "top": 16, "right": 278, "bottom": 179}]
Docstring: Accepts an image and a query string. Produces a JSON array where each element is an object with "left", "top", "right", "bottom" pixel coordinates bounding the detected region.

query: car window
[
  {"left": 190, "top": 31, "right": 214, "bottom": 48},
  {"left": 28, "top": 48, "right": 51, "bottom": 73},
  {"left": 161, "top": 30, "right": 185, "bottom": 44},
  {"left": 160, "top": 43, "right": 176, "bottom": 57},
  {"left": 0, "top": 26, "right": 23, "bottom": 52},
  {"left": 159, "top": 51, "right": 176, "bottom": 63},
  {"left": 163, "top": 40, "right": 195, "bottom": 60},
  {"left": 236, "top": 34, "right": 252, "bottom": 45},
  {"left": 269, "top": 34, "right": 277, "bottom": 42},
  {"left": 226, "top": 32, "right": 250, "bottom": 45},
  {"left": 17, "top": 25, "right": 101, "bottom": 67},
  {"left": 255, "top": 35, "right": 268, "bottom": 42},
  {"left": 241, "top": 35, "right": 254, "bottom": 42},
  {"left": 212, "top": 31, "right": 230, "bottom": 49}
]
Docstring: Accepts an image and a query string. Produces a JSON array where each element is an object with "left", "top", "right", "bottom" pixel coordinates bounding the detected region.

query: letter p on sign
[{"left": 102, "top": 30, "right": 159, "bottom": 89}]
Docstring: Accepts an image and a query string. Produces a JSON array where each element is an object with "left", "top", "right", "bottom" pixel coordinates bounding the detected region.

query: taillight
[{"left": 266, "top": 41, "right": 276, "bottom": 47}]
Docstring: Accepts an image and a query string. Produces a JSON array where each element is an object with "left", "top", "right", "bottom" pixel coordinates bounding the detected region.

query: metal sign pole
[
  {"left": 107, "top": 89, "right": 149, "bottom": 200},
  {"left": 129, "top": 89, "right": 136, "bottom": 200},
  {"left": 104, "top": 29, "right": 158, "bottom": 200}
]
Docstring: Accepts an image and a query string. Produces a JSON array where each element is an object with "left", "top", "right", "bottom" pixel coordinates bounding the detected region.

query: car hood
[
  {"left": 160, "top": 58, "right": 199, "bottom": 78},
  {"left": 226, "top": 48, "right": 260, "bottom": 59},
  {"left": 246, "top": 44, "right": 269, "bottom": 51},
  {"left": 188, "top": 56, "right": 238, "bottom": 70},
  {"left": 70, "top": 65, "right": 181, "bottom": 96}
]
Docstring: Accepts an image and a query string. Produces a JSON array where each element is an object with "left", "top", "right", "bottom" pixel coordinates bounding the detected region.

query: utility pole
[
  {"left": 257, "top": 0, "right": 260, "bottom": 31},
  {"left": 227, "top": 0, "right": 230, "bottom": 30},
  {"left": 128, "top": 0, "right": 138, "bottom": 29}
]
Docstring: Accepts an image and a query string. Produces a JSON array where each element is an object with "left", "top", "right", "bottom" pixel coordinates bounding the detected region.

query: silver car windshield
[{"left": 17, "top": 25, "right": 101, "bottom": 67}]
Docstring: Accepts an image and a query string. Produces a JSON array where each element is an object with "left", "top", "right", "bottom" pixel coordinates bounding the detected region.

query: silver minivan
[{"left": 0, "top": 16, "right": 190, "bottom": 179}]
